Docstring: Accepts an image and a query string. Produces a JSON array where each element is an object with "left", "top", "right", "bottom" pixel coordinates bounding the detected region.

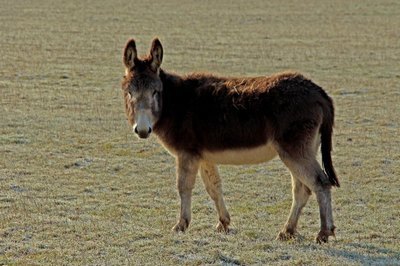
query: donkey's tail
[{"left": 320, "top": 92, "right": 340, "bottom": 187}]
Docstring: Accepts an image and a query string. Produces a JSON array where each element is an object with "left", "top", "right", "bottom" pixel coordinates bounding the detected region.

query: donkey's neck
[
  {"left": 159, "top": 69, "right": 184, "bottom": 90},
  {"left": 159, "top": 69, "right": 227, "bottom": 93}
]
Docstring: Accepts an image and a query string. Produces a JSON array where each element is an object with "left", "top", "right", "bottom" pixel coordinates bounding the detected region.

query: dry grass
[{"left": 1, "top": 0, "right": 399, "bottom": 265}]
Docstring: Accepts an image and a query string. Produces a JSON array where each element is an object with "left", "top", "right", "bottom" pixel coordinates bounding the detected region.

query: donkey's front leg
[
  {"left": 172, "top": 154, "right": 200, "bottom": 232},
  {"left": 200, "top": 162, "right": 231, "bottom": 232}
]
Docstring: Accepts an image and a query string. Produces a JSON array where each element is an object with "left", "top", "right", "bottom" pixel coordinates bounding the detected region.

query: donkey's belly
[{"left": 202, "top": 142, "right": 278, "bottom": 165}]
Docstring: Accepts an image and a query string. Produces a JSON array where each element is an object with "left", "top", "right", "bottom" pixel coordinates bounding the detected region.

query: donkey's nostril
[
  {"left": 134, "top": 126, "right": 138, "bottom": 134},
  {"left": 148, "top": 127, "right": 152, "bottom": 134}
]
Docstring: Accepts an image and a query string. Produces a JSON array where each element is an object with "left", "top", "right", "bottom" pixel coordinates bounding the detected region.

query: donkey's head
[{"left": 122, "top": 38, "right": 163, "bottom": 139}]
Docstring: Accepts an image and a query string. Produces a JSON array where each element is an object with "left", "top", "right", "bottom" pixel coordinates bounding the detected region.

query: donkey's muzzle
[{"left": 134, "top": 126, "right": 152, "bottom": 139}]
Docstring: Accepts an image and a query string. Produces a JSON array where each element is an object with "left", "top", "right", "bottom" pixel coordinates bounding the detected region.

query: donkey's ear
[
  {"left": 149, "top": 38, "right": 163, "bottom": 72},
  {"left": 123, "top": 39, "right": 137, "bottom": 69}
]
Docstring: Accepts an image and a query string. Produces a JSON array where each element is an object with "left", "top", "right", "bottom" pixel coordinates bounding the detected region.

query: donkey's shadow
[{"left": 323, "top": 242, "right": 400, "bottom": 265}]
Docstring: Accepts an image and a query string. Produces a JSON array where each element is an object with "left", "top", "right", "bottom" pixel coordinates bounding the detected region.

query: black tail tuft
[{"left": 320, "top": 94, "right": 340, "bottom": 187}]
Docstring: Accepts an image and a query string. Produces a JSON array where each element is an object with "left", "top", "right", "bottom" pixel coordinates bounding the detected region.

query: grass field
[{"left": 1, "top": 0, "right": 399, "bottom": 265}]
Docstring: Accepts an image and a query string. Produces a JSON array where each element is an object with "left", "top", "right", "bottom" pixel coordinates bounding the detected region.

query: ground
[{"left": 0, "top": 0, "right": 399, "bottom": 265}]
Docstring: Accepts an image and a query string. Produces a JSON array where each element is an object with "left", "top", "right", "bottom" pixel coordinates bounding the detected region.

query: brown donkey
[{"left": 121, "top": 38, "right": 340, "bottom": 243}]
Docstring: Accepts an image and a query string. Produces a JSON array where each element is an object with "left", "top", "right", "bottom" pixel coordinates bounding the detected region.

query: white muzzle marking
[{"left": 134, "top": 109, "right": 153, "bottom": 138}]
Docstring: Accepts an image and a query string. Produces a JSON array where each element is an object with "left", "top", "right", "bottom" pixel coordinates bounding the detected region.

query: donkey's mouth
[
  {"left": 134, "top": 125, "right": 152, "bottom": 139},
  {"left": 137, "top": 132, "right": 150, "bottom": 139}
]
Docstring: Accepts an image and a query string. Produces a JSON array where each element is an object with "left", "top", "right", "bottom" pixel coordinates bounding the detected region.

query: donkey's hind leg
[
  {"left": 279, "top": 155, "right": 336, "bottom": 243},
  {"left": 200, "top": 162, "right": 231, "bottom": 232},
  {"left": 277, "top": 174, "right": 311, "bottom": 240}
]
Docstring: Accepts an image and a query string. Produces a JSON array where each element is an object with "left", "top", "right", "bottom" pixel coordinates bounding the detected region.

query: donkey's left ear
[{"left": 150, "top": 38, "right": 163, "bottom": 73}]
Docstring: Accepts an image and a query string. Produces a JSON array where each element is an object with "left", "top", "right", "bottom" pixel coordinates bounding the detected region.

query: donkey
[{"left": 121, "top": 38, "right": 340, "bottom": 243}]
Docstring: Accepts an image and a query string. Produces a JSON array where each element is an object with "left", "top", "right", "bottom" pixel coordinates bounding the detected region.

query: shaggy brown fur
[{"left": 121, "top": 38, "right": 339, "bottom": 243}]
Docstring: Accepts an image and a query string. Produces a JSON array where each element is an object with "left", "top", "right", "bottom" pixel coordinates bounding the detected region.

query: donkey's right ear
[{"left": 123, "top": 39, "right": 137, "bottom": 69}]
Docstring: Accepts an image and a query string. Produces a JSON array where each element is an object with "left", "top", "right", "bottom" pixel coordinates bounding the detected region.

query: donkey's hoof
[
  {"left": 316, "top": 233, "right": 328, "bottom": 244},
  {"left": 172, "top": 219, "right": 189, "bottom": 233},
  {"left": 276, "top": 230, "right": 298, "bottom": 241},
  {"left": 216, "top": 221, "right": 230, "bottom": 233},
  {"left": 315, "top": 228, "right": 336, "bottom": 244}
]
